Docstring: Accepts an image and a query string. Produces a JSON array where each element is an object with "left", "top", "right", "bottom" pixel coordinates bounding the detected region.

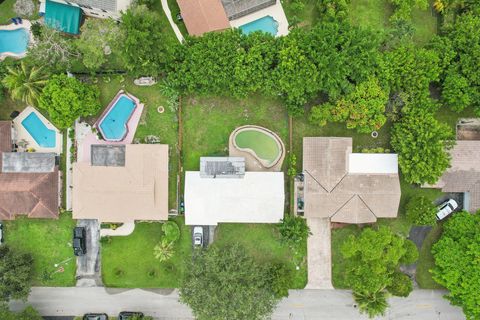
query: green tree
[
  {"left": 76, "top": 18, "right": 123, "bottom": 71},
  {"left": 120, "top": 5, "right": 174, "bottom": 76},
  {"left": 2, "top": 62, "right": 47, "bottom": 106},
  {"left": 0, "top": 246, "right": 34, "bottom": 301},
  {"left": 388, "top": 0, "right": 428, "bottom": 22},
  {"left": 391, "top": 107, "right": 454, "bottom": 185},
  {"left": 432, "top": 211, "right": 480, "bottom": 320},
  {"left": 278, "top": 215, "right": 311, "bottom": 247},
  {"left": 269, "top": 263, "right": 293, "bottom": 298},
  {"left": 387, "top": 271, "right": 413, "bottom": 297},
  {"left": 0, "top": 303, "right": 42, "bottom": 320},
  {"left": 310, "top": 77, "right": 388, "bottom": 133},
  {"left": 180, "top": 244, "right": 278, "bottom": 320},
  {"left": 400, "top": 239, "right": 419, "bottom": 265},
  {"left": 162, "top": 221, "right": 180, "bottom": 243},
  {"left": 406, "top": 196, "right": 437, "bottom": 225},
  {"left": 153, "top": 239, "right": 174, "bottom": 262},
  {"left": 341, "top": 227, "right": 417, "bottom": 316},
  {"left": 442, "top": 70, "right": 473, "bottom": 112},
  {"left": 353, "top": 290, "right": 389, "bottom": 318},
  {"left": 38, "top": 74, "right": 101, "bottom": 129}
]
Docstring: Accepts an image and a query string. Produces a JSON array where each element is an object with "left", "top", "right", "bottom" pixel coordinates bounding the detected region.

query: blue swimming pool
[
  {"left": 99, "top": 95, "right": 136, "bottom": 141},
  {"left": 21, "top": 112, "right": 56, "bottom": 148},
  {"left": 239, "top": 16, "right": 278, "bottom": 36},
  {"left": 0, "top": 28, "right": 29, "bottom": 55}
]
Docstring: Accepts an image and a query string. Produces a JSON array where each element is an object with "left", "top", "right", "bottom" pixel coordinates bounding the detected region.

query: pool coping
[
  {"left": 229, "top": 125, "right": 285, "bottom": 170},
  {"left": 229, "top": 0, "right": 289, "bottom": 37},
  {"left": 95, "top": 90, "right": 140, "bottom": 142},
  {"left": 12, "top": 106, "right": 63, "bottom": 154},
  {"left": 0, "top": 20, "right": 34, "bottom": 61}
]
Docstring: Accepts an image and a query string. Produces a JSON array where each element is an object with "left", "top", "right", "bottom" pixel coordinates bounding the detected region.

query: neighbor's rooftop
[
  {"left": 177, "top": 0, "right": 230, "bottom": 36},
  {"left": 221, "top": 0, "right": 276, "bottom": 20},
  {"left": 72, "top": 144, "right": 169, "bottom": 223}
]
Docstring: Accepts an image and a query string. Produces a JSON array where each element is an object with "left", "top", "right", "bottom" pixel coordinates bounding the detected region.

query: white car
[
  {"left": 436, "top": 199, "right": 458, "bottom": 221},
  {"left": 193, "top": 226, "right": 203, "bottom": 247}
]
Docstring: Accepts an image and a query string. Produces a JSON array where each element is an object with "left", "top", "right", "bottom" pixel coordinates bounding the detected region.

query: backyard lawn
[
  {"left": 214, "top": 223, "right": 307, "bottom": 289},
  {"left": 182, "top": 94, "right": 288, "bottom": 171},
  {"left": 0, "top": 0, "right": 16, "bottom": 24},
  {"left": 101, "top": 217, "right": 192, "bottom": 288},
  {"left": 4, "top": 212, "right": 77, "bottom": 286},
  {"left": 96, "top": 76, "right": 179, "bottom": 210}
]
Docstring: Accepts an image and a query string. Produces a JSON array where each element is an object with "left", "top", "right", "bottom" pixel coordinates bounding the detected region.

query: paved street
[{"left": 10, "top": 288, "right": 464, "bottom": 320}]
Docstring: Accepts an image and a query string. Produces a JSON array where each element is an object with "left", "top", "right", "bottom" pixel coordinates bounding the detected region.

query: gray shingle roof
[
  {"left": 200, "top": 157, "right": 245, "bottom": 178},
  {"left": 2, "top": 152, "right": 56, "bottom": 173},
  {"left": 71, "top": 0, "right": 117, "bottom": 12},
  {"left": 91, "top": 145, "right": 126, "bottom": 167},
  {"left": 220, "top": 0, "right": 276, "bottom": 20}
]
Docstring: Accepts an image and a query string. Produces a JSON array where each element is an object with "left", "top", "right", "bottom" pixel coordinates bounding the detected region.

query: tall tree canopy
[
  {"left": 120, "top": 5, "right": 174, "bottom": 76},
  {"left": 38, "top": 74, "right": 101, "bottom": 128},
  {"left": 2, "top": 62, "right": 47, "bottom": 106},
  {"left": 432, "top": 211, "right": 480, "bottom": 320},
  {"left": 0, "top": 303, "right": 42, "bottom": 320},
  {"left": 391, "top": 106, "right": 454, "bottom": 185},
  {"left": 341, "top": 227, "right": 418, "bottom": 317},
  {"left": 0, "top": 246, "right": 34, "bottom": 301},
  {"left": 180, "top": 244, "right": 279, "bottom": 320}
]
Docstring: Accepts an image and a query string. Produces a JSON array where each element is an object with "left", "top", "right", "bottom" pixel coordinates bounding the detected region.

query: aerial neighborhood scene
[{"left": 0, "top": 0, "right": 479, "bottom": 319}]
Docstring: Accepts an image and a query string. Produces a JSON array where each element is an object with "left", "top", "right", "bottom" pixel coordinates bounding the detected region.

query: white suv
[
  {"left": 436, "top": 199, "right": 458, "bottom": 221},
  {"left": 193, "top": 226, "right": 203, "bottom": 247}
]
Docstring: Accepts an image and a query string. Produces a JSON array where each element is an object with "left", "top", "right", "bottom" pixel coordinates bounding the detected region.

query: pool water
[
  {"left": 0, "top": 28, "right": 29, "bottom": 54},
  {"left": 235, "top": 130, "right": 280, "bottom": 164},
  {"left": 99, "top": 95, "right": 136, "bottom": 141},
  {"left": 21, "top": 112, "right": 56, "bottom": 148},
  {"left": 239, "top": 16, "right": 278, "bottom": 36}
]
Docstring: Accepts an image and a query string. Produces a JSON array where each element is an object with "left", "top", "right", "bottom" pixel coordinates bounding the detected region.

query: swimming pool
[
  {"left": 0, "top": 28, "right": 29, "bottom": 55},
  {"left": 21, "top": 112, "right": 56, "bottom": 148},
  {"left": 98, "top": 94, "right": 136, "bottom": 141},
  {"left": 239, "top": 16, "right": 278, "bottom": 36}
]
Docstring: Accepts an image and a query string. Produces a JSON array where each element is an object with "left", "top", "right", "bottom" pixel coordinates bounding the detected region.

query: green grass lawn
[
  {"left": 166, "top": 0, "right": 188, "bottom": 37},
  {"left": 214, "top": 223, "right": 307, "bottom": 288},
  {"left": 101, "top": 217, "right": 191, "bottom": 288},
  {"left": 416, "top": 224, "right": 444, "bottom": 289},
  {"left": 282, "top": 0, "right": 318, "bottom": 27},
  {"left": 0, "top": 0, "right": 16, "bottom": 24},
  {"left": 96, "top": 76, "right": 179, "bottom": 209},
  {"left": 182, "top": 94, "right": 288, "bottom": 171},
  {"left": 4, "top": 212, "right": 77, "bottom": 286}
]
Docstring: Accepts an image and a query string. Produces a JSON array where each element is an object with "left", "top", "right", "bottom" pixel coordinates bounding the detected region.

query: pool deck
[
  {"left": 229, "top": 1, "right": 289, "bottom": 37},
  {"left": 0, "top": 20, "right": 34, "bottom": 61},
  {"left": 12, "top": 106, "right": 63, "bottom": 154},
  {"left": 76, "top": 101, "right": 144, "bottom": 163}
]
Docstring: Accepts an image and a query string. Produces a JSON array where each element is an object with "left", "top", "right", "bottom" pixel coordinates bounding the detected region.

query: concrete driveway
[
  {"left": 305, "top": 218, "right": 333, "bottom": 289},
  {"left": 76, "top": 220, "right": 102, "bottom": 287}
]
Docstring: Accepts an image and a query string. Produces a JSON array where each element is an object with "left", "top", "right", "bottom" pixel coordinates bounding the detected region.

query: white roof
[
  {"left": 348, "top": 153, "right": 398, "bottom": 174},
  {"left": 184, "top": 171, "right": 285, "bottom": 225}
]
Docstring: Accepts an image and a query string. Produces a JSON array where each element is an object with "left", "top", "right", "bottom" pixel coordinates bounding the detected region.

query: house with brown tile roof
[
  {"left": 425, "top": 140, "right": 480, "bottom": 213},
  {"left": 177, "top": 0, "right": 230, "bottom": 36},
  {"left": 0, "top": 121, "right": 59, "bottom": 220},
  {"left": 303, "top": 137, "right": 401, "bottom": 224},
  {"left": 72, "top": 144, "right": 169, "bottom": 223}
]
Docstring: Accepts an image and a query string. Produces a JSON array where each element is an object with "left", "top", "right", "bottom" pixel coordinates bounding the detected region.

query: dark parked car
[
  {"left": 73, "top": 227, "right": 87, "bottom": 256},
  {"left": 118, "top": 311, "right": 144, "bottom": 319},
  {"left": 83, "top": 313, "right": 108, "bottom": 320},
  {"left": 0, "top": 223, "right": 3, "bottom": 244}
]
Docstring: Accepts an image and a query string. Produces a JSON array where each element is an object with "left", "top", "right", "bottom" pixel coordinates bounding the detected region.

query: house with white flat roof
[{"left": 184, "top": 157, "right": 284, "bottom": 225}]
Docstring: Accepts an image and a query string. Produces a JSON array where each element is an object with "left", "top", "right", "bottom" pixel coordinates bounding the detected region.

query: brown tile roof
[
  {"left": 0, "top": 121, "right": 59, "bottom": 220},
  {"left": 0, "top": 169, "right": 59, "bottom": 220},
  {"left": 303, "top": 137, "right": 401, "bottom": 224},
  {"left": 427, "top": 140, "right": 480, "bottom": 212},
  {"left": 177, "top": 0, "right": 230, "bottom": 36}
]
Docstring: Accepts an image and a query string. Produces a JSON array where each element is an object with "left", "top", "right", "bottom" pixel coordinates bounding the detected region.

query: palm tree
[
  {"left": 153, "top": 239, "right": 174, "bottom": 262},
  {"left": 2, "top": 62, "right": 48, "bottom": 106},
  {"left": 353, "top": 290, "right": 389, "bottom": 318}
]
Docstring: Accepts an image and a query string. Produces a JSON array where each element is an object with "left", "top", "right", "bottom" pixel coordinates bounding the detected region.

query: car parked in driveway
[
  {"left": 0, "top": 223, "right": 3, "bottom": 244},
  {"left": 118, "top": 311, "right": 144, "bottom": 319},
  {"left": 436, "top": 199, "right": 458, "bottom": 221},
  {"left": 73, "top": 227, "right": 87, "bottom": 256},
  {"left": 83, "top": 313, "right": 108, "bottom": 320},
  {"left": 193, "top": 226, "right": 203, "bottom": 247}
]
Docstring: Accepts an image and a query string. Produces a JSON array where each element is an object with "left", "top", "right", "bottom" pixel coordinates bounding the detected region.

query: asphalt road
[{"left": 10, "top": 288, "right": 465, "bottom": 320}]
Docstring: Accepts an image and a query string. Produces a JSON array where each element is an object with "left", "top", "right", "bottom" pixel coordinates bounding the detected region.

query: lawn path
[{"left": 160, "top": 0, "right": 184, "bottom": 42}]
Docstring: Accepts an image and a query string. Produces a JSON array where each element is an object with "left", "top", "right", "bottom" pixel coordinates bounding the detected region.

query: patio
[{"left": 12, "top": 106, "right": 63, "bottom": 154}]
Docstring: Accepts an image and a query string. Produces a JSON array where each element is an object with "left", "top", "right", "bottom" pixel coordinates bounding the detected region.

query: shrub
[
  {"left": 387, "top": 272, "right": 413, "bottom": 297},
  {"left": 400, "top": 240, "right": 419, "bottom": 265},
  {"left": 162, "top": 221, "right": 180, "bottom": 243},
  {"left": 406, "top": 196, "right": 437, "bottom": 226},
  {"left": 279, "top": 215, "right": 311, "bottom": 248},
  {"left": 269, "top": 263, "right": 293, "bottom": 298}
]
